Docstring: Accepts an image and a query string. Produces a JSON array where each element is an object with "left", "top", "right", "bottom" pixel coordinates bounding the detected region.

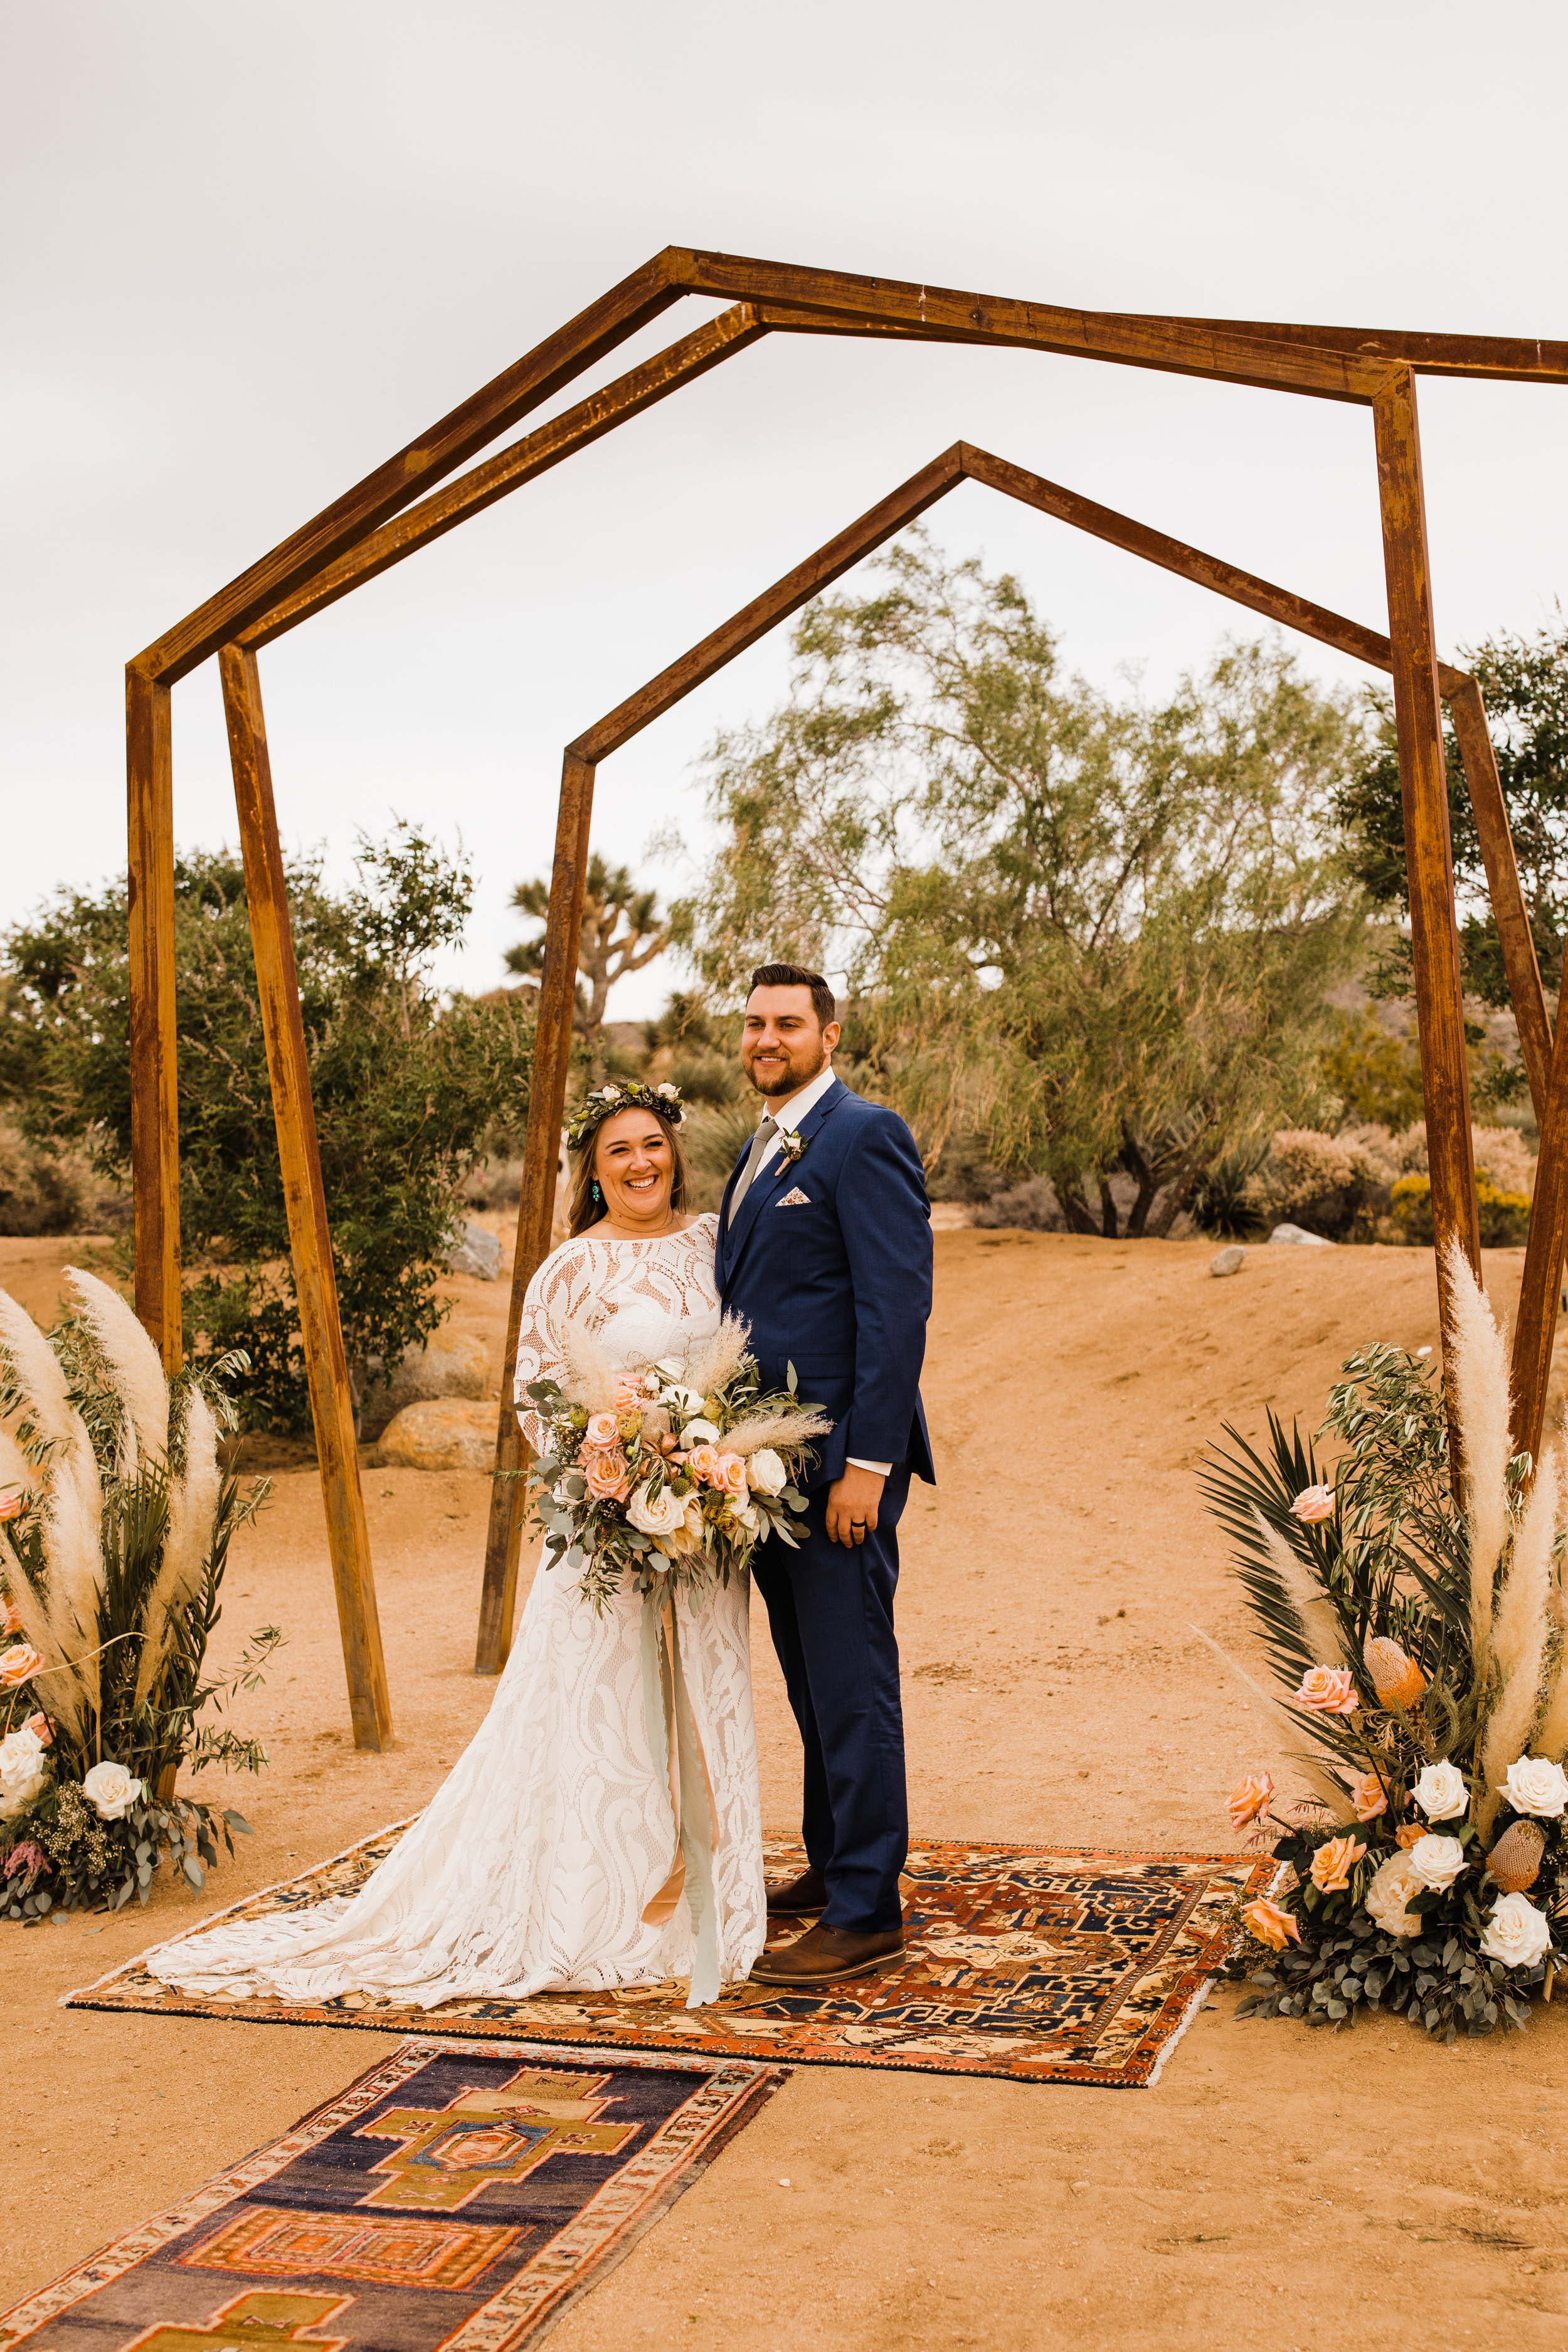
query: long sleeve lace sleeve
[{"left": 511, "top": 1246, "right": 574, "bottom": 1453}]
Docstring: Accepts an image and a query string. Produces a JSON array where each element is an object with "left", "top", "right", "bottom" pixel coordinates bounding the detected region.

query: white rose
[
  {"left": 747, "top": 1449, "right": 787, "bottom": 1496},
  {"left": 1406, "top": 1833, "right": 1467, "bottom": 1892},
  {"left": 626, "top": 1481, "right": 689, "bottom": 1539},
  {"left": 0, "top": 1727, "right": 48, "bottom": 1820},
  {"left": 653, "top": 1356, "right": 687, "bottom": 1380},
  {"left": 597, "top": 1086, "right": 622, "bottom": 1102},
  {"left": 82, "top": 1759, "right": 142, "bottom": 1821},
  {"left": 656, "top": 1083, "right": 679, "bottom": 1099},
  {"left": 1364, "top": 1851, "right": 1423, "bottom": 1937},
  {"left": 1478, "top": 1890, "right": 1554, "bottom": 1969},
  {"left": 661, "top": 1385, "right": 707, "bottom": 1416},
  {"left": 1413, "top": 1759, "right": 1468, "bottom": 1821},
  {"left": 1500, "top": 1756, "right": 1568, "bottom": 1820},
  {"left": 682, "top": 1417, "right": 722, "bottom": 1446}
]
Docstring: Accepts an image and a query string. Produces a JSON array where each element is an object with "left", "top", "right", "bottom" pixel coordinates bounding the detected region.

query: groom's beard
[{"left": 746, "top": 1044, "right": 829, "bottom": 1099}]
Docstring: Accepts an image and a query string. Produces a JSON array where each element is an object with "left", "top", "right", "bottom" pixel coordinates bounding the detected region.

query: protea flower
[
  {"left": 1487, "top": 1818, "right": 1547, "bottom": 1894},
  {"left": 1365, "top": 1635, "right": 1426, "bottom": 1711}
]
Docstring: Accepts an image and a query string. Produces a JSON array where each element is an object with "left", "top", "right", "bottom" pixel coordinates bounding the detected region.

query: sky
[{"left": 5, "top": 1, "right": 1567, "bottom": 1019}]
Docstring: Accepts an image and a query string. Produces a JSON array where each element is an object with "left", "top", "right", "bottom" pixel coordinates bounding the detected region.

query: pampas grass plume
[
  {"left": 723, "top": 1407, "right": 834, "bottom": 1457},
  {"left": 555, "top": 1316, "right": 620, "bottom": 1412},
  {"left": 1443, "top": 1239, "right": 1514, "bottom": 1680},
  {"left": 1476, "top": 1444, "right": 1560, "bottom": 1839},
  {"left": 685, "top": 1316, "right": 753, "bottom": 1402},
  {"left": 65, "top": 1265, "right": 169, "bottom": 1471},
  {"left": 1254, "top": 1510, "right": 1348, "bottom": 1667}
]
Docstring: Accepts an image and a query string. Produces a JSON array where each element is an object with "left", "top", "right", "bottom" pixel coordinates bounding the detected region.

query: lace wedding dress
[{"left": 144, "top": 1216, "right": 766, "bottom": 2011}]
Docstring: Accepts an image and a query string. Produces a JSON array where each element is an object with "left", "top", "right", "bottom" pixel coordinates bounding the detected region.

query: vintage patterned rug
[
  {"left": 65, "top": 1827, "right": 1269, "bottom": 2088},
  {"left": 0, "top": 2038, "right": 785, "bottom": 2352}
]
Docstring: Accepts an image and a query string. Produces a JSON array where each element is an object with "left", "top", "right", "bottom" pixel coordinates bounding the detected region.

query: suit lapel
[
  {"left": 715, "top": 1138, "right": 752, "bottom": 1283},
  {"left": 724, "top": 1077, "right": 845, "bottom": 1275}
]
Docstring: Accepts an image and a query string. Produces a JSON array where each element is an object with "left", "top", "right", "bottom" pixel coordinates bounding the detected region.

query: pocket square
[{"left": 775, "top": 1187, "right": 813, "bottom": 1207}]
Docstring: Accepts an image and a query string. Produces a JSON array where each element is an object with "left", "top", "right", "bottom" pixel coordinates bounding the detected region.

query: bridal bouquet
[
  {"left": 524, "top": 1316, "right": 832, "bottom": 1609},
  {"left": 1204, "top": 1246, "right": 1568, "bottom": 2043}
]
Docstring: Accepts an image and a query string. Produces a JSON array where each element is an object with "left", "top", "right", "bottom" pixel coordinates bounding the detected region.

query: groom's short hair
[{"left": 749, "top": 961, "right": 837, "bottom": 1030}]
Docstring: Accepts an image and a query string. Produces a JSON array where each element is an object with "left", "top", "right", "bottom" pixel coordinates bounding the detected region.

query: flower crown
[{"left": 566, "top": 1079, "right": 687, "bottom": 1153}]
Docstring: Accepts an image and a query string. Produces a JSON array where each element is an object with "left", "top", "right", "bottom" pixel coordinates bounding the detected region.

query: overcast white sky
[{"left": 5, "top": 2, "right": 1567, "bottom": 1019}]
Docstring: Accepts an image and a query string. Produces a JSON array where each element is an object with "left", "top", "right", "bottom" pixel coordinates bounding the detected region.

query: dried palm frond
[
  {"left": 1476, "top": 1444, "right": 1560, "bottom": 1839},
  {"left": 554, "top": 1316, "right": 620, "bottom": 1411},
  {"left": 684, "top": 1316, "right": 753, "bottom": 1402},
  {"left": 1443, "top": 1239, "right": 1513, "bottom": 1681},
  {"left": 721, "top": 1407, "right": 834, "bottom": 1458},
  {"left": 65, "top": 1266, "right": 169, "bottom": 1473},
  {"left": 1253, "top": 1510, "right": 1350, "bottom": 1668},
  {"left": 133, "top": 1387, "right": 221, "bottom": 1709}
]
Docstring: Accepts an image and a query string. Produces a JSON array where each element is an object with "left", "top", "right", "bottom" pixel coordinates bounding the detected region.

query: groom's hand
[{"left": 826, "top": 1464, "right": 886, "bottom": 1547}]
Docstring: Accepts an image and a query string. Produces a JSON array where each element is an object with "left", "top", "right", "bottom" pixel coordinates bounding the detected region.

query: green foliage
[
  {"left": 1232, "top": 1895, "right": 1547, "bottom": 2040},
  {"left": 1389, "top": 1172, "right": 1531, "bottom": 1249},
  {"left": 673, "top": 531, "right": 1367, "bottom": 1236},
  {"left": 1335, "top": 621, "right": 1568, "bottom": 1004},
  {"left": 1318, "top": 1007, "right": 1427, "bottom": 1131},
  {"left": 0, "top": 827, "right": 534, "bottom": 1429}
]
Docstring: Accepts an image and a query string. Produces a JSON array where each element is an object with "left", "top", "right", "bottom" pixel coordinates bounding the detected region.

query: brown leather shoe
[
  {"left": 766, "top": 1865, "right": 829, "bottom": 1918},
  {"left": 748, "top": 1920, "right": 906, "bottom": 1986}
]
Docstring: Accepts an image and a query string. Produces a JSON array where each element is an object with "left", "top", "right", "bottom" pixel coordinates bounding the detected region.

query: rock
[
  {"left": 357, "top": 1330, "right": 494, "bottom": 1441},
  {"left": 1269, "top": 1222, "right": 1334, "bottom": 1247},
  {"left": 445, "top": 1219, "right": 505, "bottom": 1281},
  {"left": 1209, "top": 1245, "right": 1247, "bottom": 1277},
  {"left": 375, "top": 1399, "right": 501, "bottom": 1473}
]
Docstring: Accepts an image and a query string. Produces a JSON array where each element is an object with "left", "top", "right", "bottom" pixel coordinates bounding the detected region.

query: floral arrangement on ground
[
  {"left": 0, "top": 1268, "right": 278, "bottom": 1920},
  {"left": 1203, "top": 1243, "right": 1568, "bottom": 2041},
  {"left": 525, "top": 1314, "right": 830, "bottom": 1608}
]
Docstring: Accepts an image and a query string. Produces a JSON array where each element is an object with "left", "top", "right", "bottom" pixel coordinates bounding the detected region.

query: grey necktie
[{"left": 727, "top": 1115, "right": 779, "bottom": 1226}]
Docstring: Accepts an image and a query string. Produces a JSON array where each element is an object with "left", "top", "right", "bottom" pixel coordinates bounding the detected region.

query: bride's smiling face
[{"left": 593, "top": 1110, "right": 675, "bottom": 1227}]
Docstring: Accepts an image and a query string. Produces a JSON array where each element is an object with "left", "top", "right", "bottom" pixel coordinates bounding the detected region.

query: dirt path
[{"left": 3, "top": 1232, "right": 1567, "bottom": 2349}]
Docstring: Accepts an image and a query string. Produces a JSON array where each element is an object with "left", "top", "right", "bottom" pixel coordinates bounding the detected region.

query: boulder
[
  {"left": 1269, "top": 1222, "right": 1334, "bottom": 1247},
  {"left": 445, "top": 1219, "right": 505, "bottom": 1281},
  {"left": 357, "top": 1330, "right": 493, "bottom": 1441},
  {"left": 375, "top": 1399, "right": 501, "bottom": 1473},
  {"left": 1209, "top": 1245, "right": 1247, "bottom": 1277}
]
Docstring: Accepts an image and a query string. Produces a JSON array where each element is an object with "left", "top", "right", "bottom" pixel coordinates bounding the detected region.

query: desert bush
[
  {"left": 1390, "top": 1173, "right": 1531, "bottom": 1250},
  {"left": 0, "top": 1119, "right": 93, "bottom": 1236}
]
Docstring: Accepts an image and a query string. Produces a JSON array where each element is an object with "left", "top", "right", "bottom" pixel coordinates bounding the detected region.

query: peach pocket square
[{"left": 775, "top": 1187, "right": 813, "bottom": 1207}]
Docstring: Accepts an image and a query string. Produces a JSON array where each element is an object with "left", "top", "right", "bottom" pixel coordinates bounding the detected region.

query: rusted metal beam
[
  {"left": 1447, "top": 675, "right": 1552, "bottom": 1123},
  {"left": 1372, "top": 369, "right": 1481, "bottom": 1342},
  {"left": 1162, "top": 312, "right": 1568, "bottom": 387},
  {"left": 219, "top": 644, "right": 392, "bottom": 1751},
  {"left": 126, "top": 669, "right": 182, "bottom": 1372},
  {"left": 1510, "top": 1000, "right": 1568, "bottom": 1469},
  {"left": 241, "top": 307, "right": 768, "bottom": 652},
  {"left": 476, "top": 749, "right": 596, "bottom": 1675}
]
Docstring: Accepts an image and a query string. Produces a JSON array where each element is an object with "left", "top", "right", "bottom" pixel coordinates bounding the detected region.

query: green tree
[
  {"left": 1334, "top": 617, "right": 1568, "bottom": 1007},
  {"left": 506, "top": 853, "right": 667, "bottom": 1079},
  {"left": 673, "top": 532, "right": 1367, "bottom": 1236},
  {"left": 0, "top": 827, "right": 534, "bottom": 1428}
]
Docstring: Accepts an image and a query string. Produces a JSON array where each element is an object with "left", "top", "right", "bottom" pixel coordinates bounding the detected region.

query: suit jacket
[{"left": 715, "top": 1076, "right": 935, "bottom": 1489}]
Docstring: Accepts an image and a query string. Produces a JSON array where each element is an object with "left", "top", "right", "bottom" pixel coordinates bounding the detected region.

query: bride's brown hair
[{"left": 566, "top": 1105, "right": 691, "bottom": 1237}]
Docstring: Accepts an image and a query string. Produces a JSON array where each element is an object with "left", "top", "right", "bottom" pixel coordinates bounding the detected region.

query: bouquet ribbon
[{"left": 638, "top": 1586, "right": 721, "bottom": 2007}]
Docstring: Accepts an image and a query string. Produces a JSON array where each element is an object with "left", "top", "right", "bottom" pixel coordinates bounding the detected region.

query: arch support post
[
  {"left": 127, "top": 665, "right": 182, "bottom": 1372},
  {"left": 218, "top": 642, "right": 392, "bottom": 1752},
  {"left": 1373, "top": 369, "right": 1481, "bottom": 1397},
  {"left": 476, "top": 748, "right": 596, "bottom": 1673}
]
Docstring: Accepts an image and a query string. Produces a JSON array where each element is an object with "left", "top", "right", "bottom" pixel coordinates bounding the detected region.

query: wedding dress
[{"left": 144, "top": 1216, "right": 766, "bottom": 2011}]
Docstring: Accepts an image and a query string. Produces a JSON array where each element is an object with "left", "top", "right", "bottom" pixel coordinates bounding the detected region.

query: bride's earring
[{"left": 591, "top": 1180, "right": 603, "bottom": 1208}]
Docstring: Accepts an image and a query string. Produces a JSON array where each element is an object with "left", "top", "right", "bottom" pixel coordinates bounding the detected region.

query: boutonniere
[{"left": 778, "top": 1128, "right": 805, "bottom": 1165}]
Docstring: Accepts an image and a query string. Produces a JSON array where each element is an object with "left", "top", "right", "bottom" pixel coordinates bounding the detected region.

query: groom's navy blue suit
[{"left": 715, "top": 1074, "right": 934, "bottom": 1934}]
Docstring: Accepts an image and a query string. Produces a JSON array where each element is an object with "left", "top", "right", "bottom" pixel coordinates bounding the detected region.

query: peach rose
[
  {"left": 23, "top": 1712, "right": 51, "bottom": 1748},
  {"left": 1310, "top": 1834, "right": 1367, "bottom": 1894},
  {"left": 1395, "top": 1821, "right": 1426, "bottom": 1850},
  {"left": 613, "top": 1379, "right": 645, "bottom": 1415},
  {"left": 1242, "top": 1897, "right": 1300, "bottom": 1951},
  {"left": 583, "top": 1450, "right": 632, "bottom": 1503},
  {"left": 1, "top": 1594, "right": 21, "bottom": 1638},
  {"left": 686, "top": 1446, "right": 720, "bottom": 1485},
  {"left": 0, "top": 1487, "right": 23, "bottom": 1524},
  {"left": 1295, "top": 1665, "right": 1357, "bottom": 1715},
  {"left": 585, "top": 1412, "right": 621, "bottom": 1453},
  {"left": 0, "top": 1645, "right": 44, "bottom": 1688},
  {"left": 713, "top": 1452, "right": 750, "bottom": 1500},
  {"left": 1227, "top": 1772, "right": 1274, "bottom": 1832},
  {"left": 1290, "top": 1484, "right": 1335, "bottom": 1523},
  {"left": 1350, "top": 1772, "right": 1388, "bottom": 1823}
]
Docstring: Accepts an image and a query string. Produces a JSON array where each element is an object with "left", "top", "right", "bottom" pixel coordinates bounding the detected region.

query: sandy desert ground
[{"left": 3, "top": 1227, "right": 1567, "bottom": 2351}]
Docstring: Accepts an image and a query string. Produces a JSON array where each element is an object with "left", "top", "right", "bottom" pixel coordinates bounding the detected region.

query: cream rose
[
  {"left": 1363, "top": 1851, "right": 1424, "bottom": 1937},
  {"left": 1499, "top": 1756, "right": 1568, "bottom": 1820},
  {"left": 746, "top": 1449, "right": 787, "bottom": 1497},
  {"left": 584, "top": 1412, "right": 621, "bottom": 1453},
  {"left": 583, "top": 1451, "right": 632, "bottom": 1503},
  {"left": 713, "top": 1452, "right": 750, "bottom": 1500},
  {"left": 626, "top": 1481, "right": 689, "bottom": 1539},
  {"left": 1290, "top": 1484, "right": 1335, "bottom": 1523},
  {"left": 1406, "top": 1833, "right": 1466, "bottom": 1892},
  {"left": 82, "top": 1760, "right": 142, "bottom": 1821},
  {"left": 1478, "top": 1890, "right": 1554, "bottom": 1969},
  {"left": 1295, "top": 1665, "right": 1357, "bottom": 1715},
  {"left": 1413, "top": 1759, "right": 1468, "bottom": 1821},
  {"left": 0, "top": 1727, "right": 48, "bottom": 1820},
  {"left": 0, "top": 1644, "right": 44, "bottom": 1689}
]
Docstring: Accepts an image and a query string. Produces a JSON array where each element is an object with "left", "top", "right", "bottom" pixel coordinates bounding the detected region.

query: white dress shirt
[{"left": 749, "top": 1062, "right": 891, "bottom": 1480}]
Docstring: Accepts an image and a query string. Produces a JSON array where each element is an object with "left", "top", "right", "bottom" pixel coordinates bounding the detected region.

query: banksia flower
[
  {"left": 1487, "top": 1819, "right": 1547, "bottom": 1894},
  {"left": 1365, "top": 1635, "right": 1426, "bottom": 1712}
]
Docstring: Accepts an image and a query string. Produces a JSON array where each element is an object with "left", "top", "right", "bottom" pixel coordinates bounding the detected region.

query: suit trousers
[{"left": 750, "top": 1463, "right": 911, "bottom": 1933}]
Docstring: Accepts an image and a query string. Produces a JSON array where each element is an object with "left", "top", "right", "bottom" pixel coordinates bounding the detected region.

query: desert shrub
[
  {"left": 1390, "top": 1173, "right": 1530, "bottom": 1249},
  {"left": 970, "top": 1177, "right": 1064, "bottom": 1231},
  {"left": 1392, "top": 1120, "right": 1536, "bottom": 1195},
  {"left": 0, "top": 1118, "right": 93, "bottom": 1236},
  {"left": 1319, "top": 1007, "right": 1427, "bottom": 1131}
]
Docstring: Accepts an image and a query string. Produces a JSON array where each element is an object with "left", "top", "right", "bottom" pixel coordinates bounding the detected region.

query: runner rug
[
  {"left": 65, "top": 1830, "right": 1271, "bottom": 2087},
  {"left": 0, "top": 2038, "right": 785, "bottom": 2352}
]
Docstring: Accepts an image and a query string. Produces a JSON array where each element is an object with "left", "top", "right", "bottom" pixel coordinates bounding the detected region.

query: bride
[{"left": 146, "top": 1082, "right": 766, "bottom": 2011}]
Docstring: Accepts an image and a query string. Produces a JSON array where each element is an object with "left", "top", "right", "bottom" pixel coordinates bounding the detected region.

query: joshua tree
[{"left": 506, "top": 855, "right": 667, "bottom": 1078}]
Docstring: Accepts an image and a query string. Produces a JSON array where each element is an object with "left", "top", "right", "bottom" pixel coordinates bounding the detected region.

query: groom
[{"left": 715, "top": 961, "right": 934, "bottom": 1984}]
